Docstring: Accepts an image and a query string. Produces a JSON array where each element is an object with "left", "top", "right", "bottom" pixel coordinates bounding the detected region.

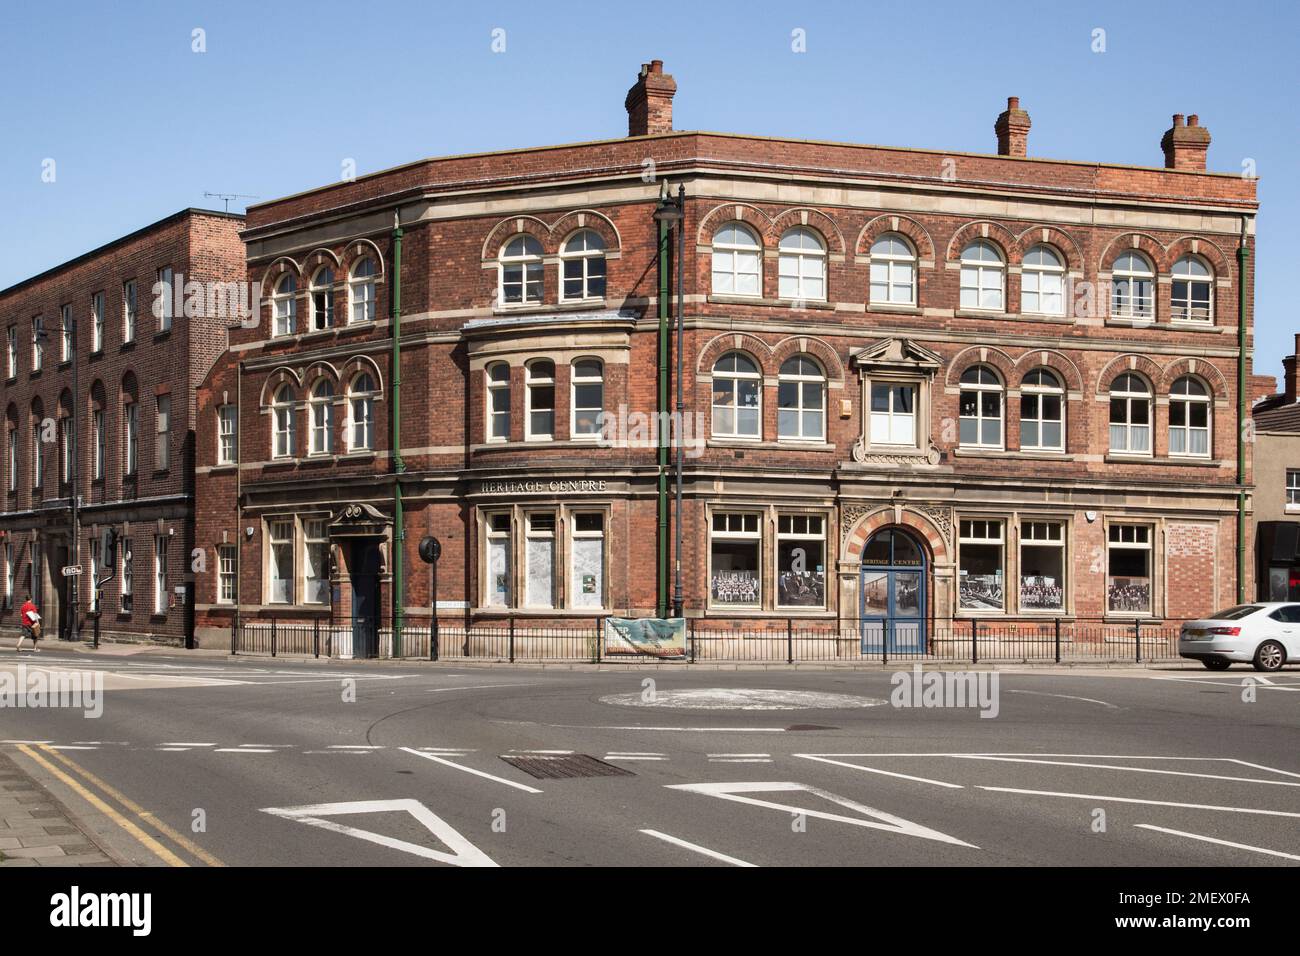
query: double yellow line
[{"left": 17, "top": 744, "right": 225, "bottom": 867}]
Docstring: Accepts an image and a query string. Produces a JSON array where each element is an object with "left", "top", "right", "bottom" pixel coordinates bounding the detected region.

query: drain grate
[{"left": 500, "top": 753, "right": 635, "bottom": 779}]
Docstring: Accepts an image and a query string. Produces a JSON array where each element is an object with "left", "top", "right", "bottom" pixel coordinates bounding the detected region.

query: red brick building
[
  {"left": 191, "top": 62, "right": 1257, "bottom": 653},
  {"left": 0, "top": 209, "right": 245, "bottom": 645}
]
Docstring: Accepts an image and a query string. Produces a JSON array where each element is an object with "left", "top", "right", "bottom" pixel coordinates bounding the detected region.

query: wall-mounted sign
[{"left": 478, "top": 479, "right": 608, "bottom": 496}]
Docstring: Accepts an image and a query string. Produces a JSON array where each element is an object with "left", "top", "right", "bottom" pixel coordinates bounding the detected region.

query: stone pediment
[
  {"left": 328, "top": 503, "right": 391, "bottom": 536},
  {"left": 849, "top": 338, "right": 943, "bottom": 373}
]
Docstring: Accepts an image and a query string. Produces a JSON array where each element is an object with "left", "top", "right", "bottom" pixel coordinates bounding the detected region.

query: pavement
[{"left": 0, "top": 647, "right": 1295, "bottom": 867}]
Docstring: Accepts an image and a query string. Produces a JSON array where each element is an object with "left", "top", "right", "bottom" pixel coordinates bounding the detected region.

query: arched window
[
  {"left": 1169, "top": 376, "right": 1211, "bottom": 457},
  {"left": 778, "top": 227, "right": 826, "bottom": 301},
  {"left": 869, "top": 234, "right": 916, "bottom": 306},
  {"left": 347, "top": 373, "right": 376, "bottom": 451},
  {"left": 271, "top": 385, "right": 295, "bottom": 459},
  {"left": 777, "top": 355, "right": 825, "bottom": 441},
  {"left": 711, "top": 352, "right": 761, "bottom": 439},
  {"left": 309, "top": 268, "right": 335, "bottom": 331},
  {"left": 960, "top": 240, "right": 1005, "bottom": 311},
  {"left": 308, "top": 380, "right": 334, "bottom": 455},
  {"left": 272, "top": 274, "right": 297, "bottom": 337},
  {"left": 711, "top": 223, "right": 761, "bottom": 296},
  {"left": 1108, "top": 373, "right": 1151, "bottom": 454},
  {"left": 959, "top": 365, "right": 1003, "bottom": 448},
  {"left": 560, "top": 231, "right": 606, "bottom": 302},
  {"left": 486, "top": 363, "right": 510, "bottom": 442},
  {"left": 1020, "top": 368, "right": 1064, "bottom": 451},
  {"left": 1111, "top": 252, "right": 1155, "bottom": 320},
  {"left": 571, "top": 358, "right": 604, "bottom": 438},
  {"left": 349, "top": 257, "right": 377, "bottom": 324},
  {"left": 1171, "top": 256, "right": 1213, "bottom": 323},
  {"left": 525, "top": 360, "right": 555, "bottom": 441},
  {"left": 500, "top": 235, "right": 543, "bottom": 305},
  {"left": 1021, "top": 245, "right": 1065, "bottom": 315},
  {"left": 30, "top": 400, "right": 45, "bottom": 489}
]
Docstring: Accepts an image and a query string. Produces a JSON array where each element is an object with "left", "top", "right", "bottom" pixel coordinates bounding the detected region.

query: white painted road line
[
  {"left": 794, "top": 754, "right": 965, "bottom": 789},
  {"left": 399, "top": 746, "right": 543, "bottom": 794},
  {"left": 1006, "top": 690, "right": 1118, "bottom": 709},
  {"left": 640, "top": 829, "right": 757, "bottom": 867},
  {"left": 596, "top": 726, "right": 789, "bottom": 733},
  {"left": 327, "top": 745, "right": 384, "bottom": 750},
  {"left": 49, "top": 746, "right": 98, "bottom": 751},
  {"left": 948, "top": 754, "right": 1300, "bottom": 787},
  {"left": 156, "top": 747, "right": 190, "bottom": 752},
  {"left": 708, "top": 753, "right": 771, "bottom": 758},
  {"left": 605, "top": 755, "right": 666, "bottom": 761},
  {"left": 710, "top": 758, "right": 772, "bottom": 763},
  {"left": 980, "top": 786, "right": 1300, "bottom": 818},
  {"left": 214, "top": 748, "right": 276, "bottom": 754},
  {"left": 1133, "top": 824, "right": 1300, "bottom": 862},
  {"left": 161, "top": 743, "right": 217, "bottom": 747}
]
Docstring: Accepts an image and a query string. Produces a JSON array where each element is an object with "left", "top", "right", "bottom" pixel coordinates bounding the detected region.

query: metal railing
[{"left": 231, "top": 615, "right": 1190, "bottom": 664}]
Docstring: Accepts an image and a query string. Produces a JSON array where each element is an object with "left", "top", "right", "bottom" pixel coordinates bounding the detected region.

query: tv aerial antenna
[{"left": 204, "top": 192, "right": 259, "bottom": 213}]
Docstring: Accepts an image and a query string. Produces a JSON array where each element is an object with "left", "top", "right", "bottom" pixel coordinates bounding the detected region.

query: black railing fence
[{"left": 232, "top": 615, "right": 1191, "bottom": 664}]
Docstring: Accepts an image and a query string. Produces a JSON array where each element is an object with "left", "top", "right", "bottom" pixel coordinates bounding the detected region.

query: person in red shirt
[{"left": 16, "top": 596, "right": 40, "bottom": 652}]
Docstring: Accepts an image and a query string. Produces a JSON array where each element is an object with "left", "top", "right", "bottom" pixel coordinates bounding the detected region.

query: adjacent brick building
[
  {"left": 191, "top": 62, "right": 1258, "bottom": 653},
  {"left": 0, "top": 209, "right": 245, "bottom": 645}
]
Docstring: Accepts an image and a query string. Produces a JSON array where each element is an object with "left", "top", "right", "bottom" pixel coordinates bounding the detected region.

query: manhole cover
[
  {"left": 599, "top": 688, "right": 886, "bottom": 710},
  {"left": 500, "top": 754, "right": 635, "bottom": 779}
]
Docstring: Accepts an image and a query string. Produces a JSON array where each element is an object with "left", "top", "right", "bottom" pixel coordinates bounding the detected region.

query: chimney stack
[
  {"left": 994, "top": 96, "right": 1031, "bottom": 157},
  {"left": 1285, "top": 334, "right": 1300, "bottom": 404},
  {"left": 625, "top": 60, "right": 676, "bottom": 137},
  {"left": 1161, "top": 113, "right": 1211, "bottom": 171}
]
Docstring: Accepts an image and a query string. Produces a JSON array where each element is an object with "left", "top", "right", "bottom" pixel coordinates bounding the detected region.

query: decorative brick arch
[
  {"left": 770, "top": 336, "right": 845, "bottom": 382},
  {"left": 944, "top": 345, "right": 1017, "bottom": 388},
  {"left": 842, "top": 507, "right": 949, "bottom": 566},
  {"left": 1098, "top": 233, "right": 1165, "bottom": 273},
  {"left": 259, "top": 366, "right": 302, "bottom": 406},
  {"left": 302, "top": 361, "right": 340, "bottom": 389},
  {"left": 1011, "top": 348, "right": 1085, "bottom": 392},
  {"left": 695, "top": 202, "right": 772, "bottom": 248},
  {"left": 340, "top": 238, "right": 386, "bottom": 278},
  {"left": 340, "top": 354, "right": 385, "bottom": 394},
  {"left": 697, "top": 332, "right": 776, "bottom": 376},
  {"left": 264, "top": 256, "right": 303, "bottom": 280},
  {"left": 302, "top": 248, "right": 343, "bottom": 276},
  {"left": 550, "top": 209, "right": 622, "bottom": 254},
  {"left": 945, "top": 221, "right": 1017, "bottom": 262},
  {"left": 1012, "top": 225, "right": 1084, "bottom": 271},
  {"left": 855, "top": 214, "right": 936, "bottom": 261},
  {"left": 1159, "top": 357, "right": 1229, "bottom": 396},
  {"left": 480, "top": 215, "right": 552, "bottom": 260},
  {"left": 1095, "top": 354, "right": 1162, "bottom": 395},
  {"left": 769, "top": 208, "right": 846, "bottom": 256},
  {"left": 1163, "top": 235, "right": 1232, "bottom": 278}
]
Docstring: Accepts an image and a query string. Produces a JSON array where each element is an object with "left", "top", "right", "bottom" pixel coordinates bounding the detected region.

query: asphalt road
[{"left": 1, "top": 649, "right": 1296, "bottom": 867}]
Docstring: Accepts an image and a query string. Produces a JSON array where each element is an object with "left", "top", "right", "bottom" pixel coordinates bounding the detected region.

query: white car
[{"left": 1179, "top": 603, "right": 1299, "bottom": 671}]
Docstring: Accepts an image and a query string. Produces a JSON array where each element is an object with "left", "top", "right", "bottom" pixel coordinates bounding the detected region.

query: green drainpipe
[
  {"left": 656, "top": 208, "right": 670, "bottom": 618},
  {"left": 392, "top": 214, "right": 405, "bottom": 651},
  {"left": 1237, "top": 218, "right": 1249, "bottom": 603}
]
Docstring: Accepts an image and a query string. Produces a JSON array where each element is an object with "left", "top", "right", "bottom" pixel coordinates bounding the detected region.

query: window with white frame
[
  {"left": 89, "top": 537, "right": 100, "bottom": 612},
  {"left": 120, "top": 538, "right": 133, "bottom": 612},
  {"left": 711, "top": 223, "right": 762, "bottom": 297},
  {"left": 485, "top": 512, "right": 512, "bottom": 607},
  {"left": 272, "top": 385, "right": 295, "bottom": 459},
  {"left": 958, "top": 519, "right": 1004, "bottom": 611},
  {"left": 157, "top": 266, "right": 174, "bottom": 332},
  {"left": 711, "top": 352, "right": 761, "bottom": 439},
  {"left": 268, "top": 519, "right": 294, "bottom": 604},
  {"left": 308, "top": 381, "right": 334, "bottom": 455},
  {"left": 303, "top": 518, "right": 329, "bottom": 604},
  {"left": 777, "top": 514, "right": 825, "bottom": 608},
  {"left": 2, "top": 541, "right": 11, "bottom": 608},
  {"left": 6, "top": 326, "right": 15, "bottom": 378},
  {"left": 155, "top": 395, "right": 170, "bottom": 471},
  {"left": 58, "top": 416, "right": 70, "bottom": 484},
  {"left": 560, "top": 231, "right": 606, "bottom": 301},
  {"left": 272, "top": 274, "right": 296, "bottom": 337},
  {"left": 959, "top": 241, "right": 1005, "bottom": 311},
  {"left": 1019, "top": 521, "right": 1064, "bottom": 611},
  {"left": 524, "top": 512, "right": 556, "bottom": 608},
  {"left": 777, "top": 356, "right": 825, "bottom": 441},
  {"left": 1168, "top": 376, "right": 1210, "bottom": 457},
  {"left": 710, "top": 512, "right": 761, "bottom": 607},
  {"left": 91, "top": 293, "right": 104, "bottom": 352},
  {"left": 61, "top": 304, "right": 73, "bottom": 360},
  {"left": 778, "top": 227, "right": 826, "bottom": 301},
  {"left": 486, "top": 364, "right": 510, "bottom": 442},
  {"left": 217, "top": 404, "right": 237, "bottom": 465},
  {"left": 217, "top": 544, "right": 236, "bottom": 605},
  {"left": 154, "top": 535, "right": 168, "bottom": 614},
  {"left": 570, "top": 512, "right": 605, "bottom": 609},
  {"left": 1021, "top": 245, "right": 1065, "bottom": 315},
  {"left": 1107, "top": 524, "right": 1152, "bottom": 614},
  {"left": 1108, "top": 373, "right": 1151, "bottom": 455},
  {"left": 124, "top": 400, "right": 138, "bottom": 475},
  {"left": 349, "top": 257, "right": 377, "bottom": 324},
  {"left": 32, "top": 412, "right": 43, "bottom": 488},
  {"left": 7, "top": 427, "right": 16, "bottom": 492},
  {"left": 31, "top": 317, "right": 43, "bottom": 371},
  {"left": 959, "top": 365, "right": 1003, "bottom": 449},
  {"left": 571, "top": 359, "right": 603, "bottom": 438},
  {"left": 500, "top": 236, "right": 543, "bottom": 305},
  {"left": 1019, "top": 368, "right": 1064, "bottom": 451},
  {"left": 1288, "top": 470, "right": 1300, "bottom": 507},
  {"left": 525, "top": 360, "right": 555, "bottom": 441},
  {"left": 310, "top": 268, "right": 335, "bottom": 331},
  {"left": 92, "top": 409, "right": 105, "bottom": 479},
  {"left": 347, "top": 374, "right": 376, "bottom": 452},
  {"left": 1171, "top": 255, "right": 1212, "bottom": 323},
  {"left": 869, "top": 382, "right": 917, "bottom": 446},
  {"left": 869, "top": 234, "right": 916, "bottom": 305},
  {"left": 1110, "top": 252, "right": 1154, "bottom": 321},
  {"left": 123, "top": 280, "right": 137, "bottom": 343}
]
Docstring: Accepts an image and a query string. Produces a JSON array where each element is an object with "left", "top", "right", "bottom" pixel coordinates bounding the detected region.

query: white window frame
[
  {"left": 1020, "top": 245, "right": 1066, "bottom": 316},
  {"left": 58, "top": 416, "right": 71, "bottom": 485},
  {"left": 302, "top": 517, "right": 329, "bottom": 605},
  {"left": 89, "top": 537, "right": 100, "bottom": 613},
  {"left": 154, "top": 534, "right": 168, "bottom": 614},
  {"left": 776, "top": 513, "right": 827, "bottom": 609},
  {"left": 267, "top": 518, "right": 294, "bottom": 605},
  {"left": 91, "top": 293, "right": 104, "bottom": 352},
  {"left": 217, "top": 544, "right": 236, "bottom": 605},
  {"left": 155, "top": 395, "right": 170, "bottom": 471},
  {"left": 5, "top": 326, "right": 15, "bottom": 378},
  {"left": 525, "top": 360, "right": 555, "bottom": 442},
  {"left": 123, "top": 279, "right": 137, "bottom": 343},
  {"left": 217, "top": 404, "right": 237, "bottom": 465},
  {"left": 1018, "top": 520, "right": 1066, "bottom": 613},
  {"left": 308, "top": 381, "right": 334, "bottom": 456},
  {"left": 348, "top": 258, "right": 377, "bottom": 324},
  {"left": 272, "top": 274, "right": 297, "bottom": 337},
  {"left": 1108, "top": 374, "right": 1152, "bottom": 456},
  {"left": 523, "top": 511, "right": 557, "bottom": 609},
  {"left": 1171, "top": 255, "right": 1213, "bottom": 324},
  {"left": 484, "top": 512, "right": 513, "bottom": 608},
  {"left": 309, "top": 268, "right": 335, "bottom": 331},
  {"left": 777, "top": 227, "right": 827, "bottom": 301},
  {"left": 32, "top": 413, "right": 43, "bottom": 489},
  {"left": 1019, "top": 368, "right": 1065, "bottom": 452},
  {"left": 709, "top": 511, "right": 763, "bottom": 608},
  {"left": 31, "top": 317, "right": 43, "bottom": 371},
  {"left": 958, "top": 365, "right": 1004, "bottom": 450},
  {"left": 2, "top": 541, "right": 12, "bottom": 609},
  {"left": 1288, "top": 469, "right": 1300, "bottom": 508},
  {"left": 120, "top": 538, "right": 133, "bottom": 612},
  {"left": 486, "top": 363, "right": 510, "bottom": 442},
  {"left": 92, "top": 408, "right": 105, "bottom": 480},
  {"left": 711, "top": 352, "right": 762, "bottom": 440},
  {"left": 157, "top": 266, "right": 174, "bottom": 332},
  {"left": 124, "top": 400, "right": 138, "bottom": 475},
  {"left": 272, "top": 386, "right": 295, "bottom": 460},
  {"left": 869, "top": 234, "right": 916, "bottom": 306},
  {"left": 957, "top": 518, "right": 1006, "bottom": 613},
  {"left": 777, "top": 356, "right": 825, "bottom": 442},
  {"left": 1168, "top": 376, "right": 1211, "bottom": 459},
  {"left": 559, "top": 231, "right": 607, "bottom": 302},
  {"left": 868, "top": 381, "right": 918, "bottom": 447},
  {"left": 499, "top": 235, "right": 544, "bottom": 306},
  {"left": 959, "top": 241, "right": 1005, "bottom": 312},
  {"left": 7, "top": 427, "right": 17, "bottom": 492},
  {"left": 570, "top": 358, "right": 603, "bottom": 440},
  {"left": 61, "top": 304, "right": 74, "bottom": 360},
  {"left": 1106, "top": 523, "right": 1153, "bottom": 615},
  {"left": 347, "top": 374, "right": 376, "bottom": 452},
  {"left": 569, "top": 511, "right": 606, "bottom": 609},
  {"left": 711, "top": 222, "right": 762, "bottom": 297},
  {"left": 1110, "top": 252, "right": 1155, "bottom": 321}
]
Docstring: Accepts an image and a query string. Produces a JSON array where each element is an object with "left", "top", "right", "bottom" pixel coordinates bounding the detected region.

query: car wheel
[
  {"left": 1252, "top": 641, "right": 1287, "bottom": 672},
  {"left": 1202, "top": 658, "right": 1232, "bottom": 671}
]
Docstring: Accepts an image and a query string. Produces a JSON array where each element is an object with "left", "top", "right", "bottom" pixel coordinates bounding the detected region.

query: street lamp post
[{"left": 653, "top": 184, "right": 686, "bottom": 618}]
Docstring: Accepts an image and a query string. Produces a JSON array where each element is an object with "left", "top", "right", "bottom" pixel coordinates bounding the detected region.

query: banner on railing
[{"left": 603, "top": 617, "right": 686, "bottom": 659}]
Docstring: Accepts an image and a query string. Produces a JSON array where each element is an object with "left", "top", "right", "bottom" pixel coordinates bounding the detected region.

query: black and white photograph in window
[
  {"left": 776, "top": 514, "right": 825, "bottom": 607},
  {"left": 1019, "top": 521, "right": 1065, "bottom": 610},
  {"left": 1106, "top": 524, "right": 1152, "bottom": 613},
  {"left": 958, "top": 519, "right": 1004, "bottom": 610},
  {"left": 710, "top": 512, "right": 761, "bottom": 605}
]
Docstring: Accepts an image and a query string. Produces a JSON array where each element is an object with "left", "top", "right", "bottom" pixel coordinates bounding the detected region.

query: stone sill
[
  {"left": 706, "top": 440, "right": 836, "bottom": 453},
  {"left": 492, "top": 300, "right": 608, "bottom": 317},
  {"left": 1103, "top": 455, "right": 1222, "bottom": 467},
  {"left": 707, "top": 295, "right": 835, "bottom": 311},
  {"left": 951, "top": 448, "right": 1074, "bottom": 462}
]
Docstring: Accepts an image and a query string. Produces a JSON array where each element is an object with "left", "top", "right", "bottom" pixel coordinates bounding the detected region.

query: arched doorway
[{"left": 859, "top": 527, "right": 927, "bottom": 653}]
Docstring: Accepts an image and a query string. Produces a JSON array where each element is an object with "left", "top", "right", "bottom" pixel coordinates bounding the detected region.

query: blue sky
[{"left": 1, "top": 0, "right": 1296, "bottom": 376}]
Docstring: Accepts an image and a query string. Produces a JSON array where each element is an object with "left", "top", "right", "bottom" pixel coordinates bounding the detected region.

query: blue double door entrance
[{"left": 859, "top": 528, "right": 927, "bottom": 654}]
